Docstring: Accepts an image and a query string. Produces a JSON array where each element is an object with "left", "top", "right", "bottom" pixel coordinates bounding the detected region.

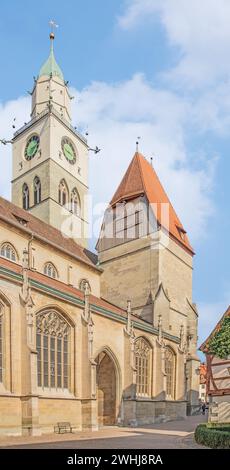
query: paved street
[{"left": 0, "top": 415, "right": 207, "bottom": 449}]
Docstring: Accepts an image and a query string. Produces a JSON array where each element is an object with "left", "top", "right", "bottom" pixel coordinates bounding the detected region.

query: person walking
[{"left": 201, "top": 403, "right": 206, "bottom": 415}]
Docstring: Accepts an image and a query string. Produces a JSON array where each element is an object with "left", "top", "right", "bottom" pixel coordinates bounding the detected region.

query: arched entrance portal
[{"left": 96, "top": 351, "right": 117, "bottom": 426}]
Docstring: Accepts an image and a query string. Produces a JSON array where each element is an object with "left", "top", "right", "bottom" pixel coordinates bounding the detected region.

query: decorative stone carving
[
  {"left": 26, "top": 299, "right": 36, "bottom": 347},
  {"left": 134, "top": 337, "right": 150, "bottom": 358},
  {"left": 156, "top": 314, "right": 164, "bottom": 346},
  {"left": 161, "top": 345, "right": 167, "bottom": 394},
  {"left": 36, "top": 310, "right": 70, "bottom": 337},
  {"left": 124, "top": 299, "right": 134, "bottom": 337},
  {"left": 186, "top": 327, "right": 194, "bottom": 355},
  {"left": 80, "top": 281, "right": 96, "bottom": 398},
  {"left": 20, "top": 249, "right": 30, "bottom": 304},
  {"left": 179, "top": 324, "right": 186, "bottom": 353},
  {"left": 19, "top": 248, "right": 36, "bottom": 348},
  {"left": 81, "top": 280, "right": 91, "bottom": 323},
  {"left": 130, "top": 331, "right": 136, "bottom": 372},
  {"left": 88, "top": 316, "right": 94, "bottom": 360}
]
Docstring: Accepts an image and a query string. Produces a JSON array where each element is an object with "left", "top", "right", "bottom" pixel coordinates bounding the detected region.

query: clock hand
[{"left": 66, "top": 149, "right": 73, "bottom": 157}]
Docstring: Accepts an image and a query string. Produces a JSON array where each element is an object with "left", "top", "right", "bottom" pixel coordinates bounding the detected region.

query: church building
[{"left": 0, "top": 33, "right": 199, "bottom": 435}]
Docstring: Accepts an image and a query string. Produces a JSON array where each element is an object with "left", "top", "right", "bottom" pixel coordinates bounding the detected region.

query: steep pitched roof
[
  {"left": 110, "top": 152, "right": 194, "bottom": 254},
  {"left": 199, "top": 363, "right": 207, "bottom": 384},
  {"left": 39, "top": 38, "right": 64, "bottom": 81},
  {"left": 0, "top": 197, "right": 99, "bottom": 271},
  {"left": 200, "top": 305, "right": 230, "bottom": 353}
]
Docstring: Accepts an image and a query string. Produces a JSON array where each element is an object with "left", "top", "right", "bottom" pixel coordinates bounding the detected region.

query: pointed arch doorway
[{"left": 96, "top": 350, "right": 117, "bottom": 426}]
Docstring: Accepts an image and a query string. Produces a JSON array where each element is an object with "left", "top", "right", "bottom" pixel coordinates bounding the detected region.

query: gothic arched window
[
  {"left": 134, "top": 337, "right": 151, "bottom": 397},
  {"left": 0, "top": 243, "right": 17, "bottom": 262},
  {"left": 0, "top": 305, "right": 3, "bottom": 383},
  {"left": 165, "top": 347, "right": 176, "bottom": 399},
  {"left": 44, "top": 262, "right": 58, "bottom": 279},
  {"left": 22, "top": 183, "right": 29, "bottom": 210},
  {"left": 58, "top": 179, "right": 69, "bottom": 207},
  {"left": 36, "top": 309, "right": 70, "bottom": 389},
  {"left": 71, "top": 188, "right": 81, "bottom": 216},
  {"left": 34, "top": 176, "right": 41, "bottom": 205}
]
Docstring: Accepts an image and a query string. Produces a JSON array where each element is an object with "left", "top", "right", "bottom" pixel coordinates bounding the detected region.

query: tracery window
[
  {"left": 165, "top": 347, "right": 176, "bottom": 399},
  {"left": 36, "top": 310, "right": 70, "bottom": 390},
  {"left": 135, "top": 337, "right": 151, "bottom": 397},
  {"left": 34, "top": 176, "right": 41, "bottom": 205},
  {"left": 44, "top": 262, "right": 58, "bottom": 279},
  {"left": 71, "top": 188, "right": 81, "bottom": 216},
  {"left": 0, "top": 243, "right": 17, "bottom": 262},
  {"left": 22, "top": 183, "right": 30, "bottom": 210},
  {"left": 58, "top": 179, "right": 69, "bottom": 206},
  {"left": 0, "top": 306, "right": 3, "bottom": 383}
]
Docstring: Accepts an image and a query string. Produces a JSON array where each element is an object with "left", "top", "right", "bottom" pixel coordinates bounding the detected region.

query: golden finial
[{"left": 49, "top": 20, "right": 59, "bottom": 41}]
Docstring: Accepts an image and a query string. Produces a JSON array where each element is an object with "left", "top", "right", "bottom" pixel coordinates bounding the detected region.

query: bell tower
[{"left": 11, "top": 32, "right": 89, "bottom": 247}]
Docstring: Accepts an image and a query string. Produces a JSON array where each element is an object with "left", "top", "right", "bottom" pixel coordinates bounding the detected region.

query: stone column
[
  {"left": 186, "top": 327, "right": 200, "bottom": 415},
  {"left": 122, "top": 300, "right": 137, "bottom": 426},
  {"left": 81, "top": 283, "right": 98, "bottom": 430},
  {"left": 154, "top": 316, "right": 166, "bottom": 400},
  {"left": 19, "top": 248, "right": 40, "bottom": 436},
  {"left": 176, "top": 325, "right": 187, "bottom": 402}
]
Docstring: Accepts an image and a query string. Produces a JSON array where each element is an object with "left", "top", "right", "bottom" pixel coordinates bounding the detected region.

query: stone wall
[{"left": 122, "top": 399, "right": 186, "bottom": 426}]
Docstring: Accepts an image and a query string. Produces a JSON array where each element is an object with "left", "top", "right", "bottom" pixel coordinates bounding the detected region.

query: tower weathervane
[
  {"left": 49, "top": 19, "right": 59, "bottom": 40},
  {"left": 136, "top": 136, "right": 141, "bottom": 152}
]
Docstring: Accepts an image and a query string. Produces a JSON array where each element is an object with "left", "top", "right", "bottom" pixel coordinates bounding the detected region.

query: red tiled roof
[
  {"left": 199, "top": 363, "right": 207, "bottom": 384},
  {"left": 110, "top": 152, "right": 194, "bottom": 254},
  {"left": 0, "top": 197, "right": 99, "bottom": 270},
  {"left": 200, "top": 306, "right": 230, "bottom": 353}
]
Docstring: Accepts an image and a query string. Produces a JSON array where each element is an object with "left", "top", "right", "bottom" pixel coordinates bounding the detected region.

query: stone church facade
[{"left": 0, "top": 33, "right": 199, "bottom": 435}]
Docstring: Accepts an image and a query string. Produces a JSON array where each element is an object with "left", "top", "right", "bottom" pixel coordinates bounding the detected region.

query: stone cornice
[{"left": 0, "top": 264, "right": 180, "bottom": 344}]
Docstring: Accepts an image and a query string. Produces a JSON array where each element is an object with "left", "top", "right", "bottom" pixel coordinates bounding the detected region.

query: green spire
[{"left": 39, "top": 33, "right": 64, "bottom": 81}]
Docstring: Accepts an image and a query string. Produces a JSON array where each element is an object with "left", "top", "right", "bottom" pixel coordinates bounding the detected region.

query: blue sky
[{"left": 0, "top": 0, "right": 229, "bottom": 351}]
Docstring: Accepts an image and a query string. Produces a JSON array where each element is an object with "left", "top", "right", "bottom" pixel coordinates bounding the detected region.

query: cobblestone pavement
[{"left": 0, "top": 415, "right": 208, "bottom": 449}]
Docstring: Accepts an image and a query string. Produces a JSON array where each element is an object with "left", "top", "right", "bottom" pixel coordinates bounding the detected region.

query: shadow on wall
[{"left": 116, "top": 385, "right": 189, "bottom": 427}]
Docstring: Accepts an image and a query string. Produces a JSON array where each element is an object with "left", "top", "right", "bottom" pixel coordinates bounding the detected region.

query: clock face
[
  {"left": 25, "top": 135, "right": 40, "bottom": 160},
  {"left": 61, "top": 137, "right": 76, "bottom": 164}
]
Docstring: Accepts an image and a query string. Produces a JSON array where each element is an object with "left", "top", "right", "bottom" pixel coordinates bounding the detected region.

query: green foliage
[
  {"left": 207, "top": 422, "right": 230, "bottom": 431},
  {"left": 195, "top": 424, "right": 230, "bottom": 449},
  {"left": 208, "top": 317, "right": 230, "bottom": 359}
]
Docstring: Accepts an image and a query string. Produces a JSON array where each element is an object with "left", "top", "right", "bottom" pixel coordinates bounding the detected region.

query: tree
[{"left": 209, "top": 317, "right": 230, "bottom": 359}]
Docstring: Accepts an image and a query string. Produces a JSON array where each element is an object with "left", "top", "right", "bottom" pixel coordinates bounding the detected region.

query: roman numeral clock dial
[{"left": 61, "top": 137, "right": 76, "bottom": 164}]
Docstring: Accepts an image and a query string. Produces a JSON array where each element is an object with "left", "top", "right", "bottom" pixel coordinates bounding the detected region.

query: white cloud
[
  {"left": 119, "top": 0, "right": 230, "bottom": 87},
  {"left": 0, "top": 74, "right": 215, "bottom": 244},
  {"left": 0, "top": 96, "right": 30, "bottom": 198},
  {"left": 73, "top": 74, "right": 215, "bottom": 242},
  {"left": 118, "top": 0, "right": 159, "bottom": 30}
]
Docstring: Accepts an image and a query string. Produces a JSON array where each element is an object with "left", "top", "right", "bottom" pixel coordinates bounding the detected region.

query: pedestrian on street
[{"left": 201, "top": 403, "right": 206, "bottom": 415}]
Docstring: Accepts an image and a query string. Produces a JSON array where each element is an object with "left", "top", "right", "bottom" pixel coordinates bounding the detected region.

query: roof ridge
[
  {"left": 136, "top": 152, "right": 149, "bottom": 196},
  {"left": 0, "top": 196, "right": 99, "bottom": 270}
]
